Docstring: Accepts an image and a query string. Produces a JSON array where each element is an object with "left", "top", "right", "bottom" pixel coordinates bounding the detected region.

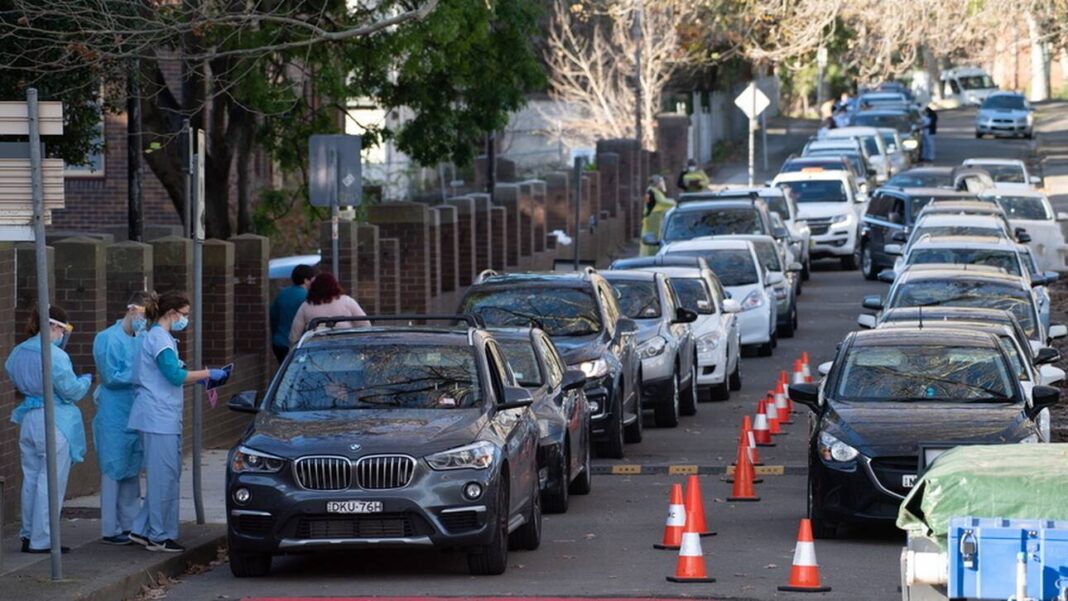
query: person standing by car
[
  {"left": 269, "top": 264, "right": 314, "bottom": 364},
  {"left": 641, "top": 175, "right": 675, "bottom": 256},
  {"left": 7, "top": 305, "right": 92, "bottom": 554},
  {"left": 127, "top": 291, "right": 223, "bottom": 553},
  {"left": 676, "top": 159, "right": 710, "bottom": 192},
  {"left": 92, "top": 291, "right": 153, "bottom": 545},
  {"left": 921, "top": 106, "right": 937, "bottom": 162},
  {"left": 288, "top": 273, "right": 371, "bottom": 345}
]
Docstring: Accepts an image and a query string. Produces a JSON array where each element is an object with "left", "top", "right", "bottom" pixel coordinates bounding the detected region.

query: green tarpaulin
[{"left": 896, "top": 444, "right": 1068, "bottom": 547}]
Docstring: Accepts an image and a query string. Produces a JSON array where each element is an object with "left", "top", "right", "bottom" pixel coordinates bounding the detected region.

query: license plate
[
  {"left": 901, "top": 474, "right": 917, "bottom": 489},
  {"left": 326, "top": 500, "right": 383, "bottom": 514}
]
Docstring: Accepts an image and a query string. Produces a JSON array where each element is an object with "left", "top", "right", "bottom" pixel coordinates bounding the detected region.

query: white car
[
  {"left": 888, "top": 234, "right": 1029, "bottom": 279},
  {"left": 772, "top": 170, "right": 866, "bottom": 270},
  {"left": 824, "top": 127, "right": 891, "bottom": 183},
  {"left": 659, "top": 238, "right": 780, "bottom": 356},
  {"left": 876, "top": 127, "right": 909, "bottom": 175},
  {"left": 961, "top": 158, "right": 1040, "bottom": 192},
  {"left": 710, "top": 186, "right": 812, "bottom": 279},
  {"left": 981, "top": 190, "right": 1068, "bottom": 271}
]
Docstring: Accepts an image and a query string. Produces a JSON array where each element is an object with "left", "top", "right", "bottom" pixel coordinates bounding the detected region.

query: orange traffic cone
[
  {"left": 654, "top": 484, "right": 687, "bottom": 549},
  {"left": 684, "top": 475, "right": 716, "bottom": 537},
  {"left": 766, "top": 392, "right": 785, "bottom": 435},
  {"left": 774, "top": 381, "right": 793, "bottom": 424},
  {"left": 743, "top": 415, "right": 762, "bottom": 465},
  {"left": 801, "top": 352, "right": 813, "bottom": 383},
  {"left": 727, "top": 437, "right": 760, "bottom": 502},
  {"left": 665, "top": 496, "right": 716, "bottom": 583},
  {"left": 792, "top": 359, "right": 806, "bottom": 386},
  {"left": 726, "top": 426, "right": 764, "bottom": 484},
  {"left": 778, "top": 519, "right": 831, "bottom": 592},
  {"left": 753, "top": 399, "right": 775, "bottom": 447}
]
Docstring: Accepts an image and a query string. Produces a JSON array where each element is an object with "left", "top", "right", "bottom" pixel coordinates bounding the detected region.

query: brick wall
[
  {"left": 202, "top": 240, "right": 235, "bottom": 366},
  {"left": 0, "top": 244, "right": 18, "bottom": 524},
  {"left": 495, "top": 184, "right": 521, "bottom": 268},
  {"left": 490, "top": 206, "right": 507, "bottom": 271},
  {"left": 367, "top": 203, "right": 431, "bottom": 315},
  {"left": 377, "top": 238, "right": 400, "bottom": 315},
  {"left": 446, "top": 197, "right": 477, "bottom": 287},
  {"left": 433, "top": 205, "right": 458, "bottom": 293},
  {"left": 469, "top": 194, "right": 494, "bottom": 275}
]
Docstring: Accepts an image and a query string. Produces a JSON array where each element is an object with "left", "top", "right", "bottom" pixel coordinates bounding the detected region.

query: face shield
[{"left": 49, "top": 318, "right": 73, "bottom": 349}]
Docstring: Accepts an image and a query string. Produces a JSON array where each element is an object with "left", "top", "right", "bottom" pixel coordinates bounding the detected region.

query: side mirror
[
  {"left": 788, "top": 382, "right": 822, "bottom": 412},
  {"left": 1031, "top": 273, "right": 1054, "bottom": 287},
  {"left": 859, "top": 182, "right": 869, "bottom": 194},
  {"left": 817, "top": 361, "right": 832, "bottom": 377},
  {"left": 722, "top": 298, "right": 742, "bottom": 314},
  {"left": 1015, "top": 228, "right": 1032, "bottom": 243},
  {"left": 618, "top": 318, "right": 640, "bottom": 334},
  {"left": 228, "top": 390, "right": 259, "bottom": 414},
  {"left": 1042, "top": 271, "right": 1059, "bottom": 285},
  {"left": 884, "top": 243, "right": 903, "bottom": 256},
  {"left": 674, "top": 307, "right": 698, "bottom": 324},
  {"left": 561, "top": 369, "right": 587, "bottom": 392},
  {"left": 891, "top": 231, "right": 909, "bottom": 243},
  {"left": 1030, "top": 175, "right": 1042, "bottom": 185},
  {"left": 1039, "top": 365, "right": 1066, "bottom": 386},
  {"left": 877, "top": 270, "right": 896, "bottom": 283},
  {"left": 1057, "top": 212, "right": 1068, "bottom": 222},
  {"left": 498, "top": 386, "right": 534, "bottom": 411},
  {"left": 1035, "top": 347, "right": 1061, "bottom": 365},
  {"left": 1047, "top": 323, "right": 1068, "bottom": 341},
  {"left": 788, "top": 261, "right": 803, "bottom": 272},
  {"left": 766, "top": 272, "right": 786, "bottom": 286},
  {"left": 641, "top": 233, "right": 661, "bottom": 247},
  {"left": 1026, "top": 385, "right": 1060, "bottom": 418},
  {"left": 862, "top": 295, "right": 884, "bottom": 311},
  {"left": 857, "top": 314, "right": 877, "bottom": 329}
]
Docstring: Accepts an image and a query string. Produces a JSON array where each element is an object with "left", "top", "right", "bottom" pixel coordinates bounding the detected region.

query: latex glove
[{"left": 209, "top": 368, "right": 228, "bottom": 381}]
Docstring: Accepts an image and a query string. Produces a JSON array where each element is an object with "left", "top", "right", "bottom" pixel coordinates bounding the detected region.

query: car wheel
[
  {"left": 653, "top": 367, "right": 680, "bottom": 428},
  {"left": 569, "top": 438, "right": 592, "bottom": 495},
  {"left": 757, "top": 339, "right": 773, "bottom": 357},
  {"left": 807, "top": 478, "right": 838, "bottom": 540},
  {"left": 468, "top": 483, "right": 510, "bottom": 575},
  {"left": 778, "top": 307, "right": 796, "bottom": 338},
  {"left": 1025, "top": 132, "right": 1033, "bottom": 140},
  {"left": 542, "top": 447, "right": 569, "bottom": 514},
  {"left": 841, "top": 246, "right": 859, "bottom": 271},
  {"left": 728, "top": 353, "right": 742, "bottom": 391},
  {"left": 509, "top": 480, "right": 542, "bottom": 551},
  {"left": 975, "top": 131, "right": 983, "bottom": 139},
  {"left": 801, "top": 256, "right": 811, "bottom": 281},
  {"left": 679, "top": 363, "right": 698, "bottom": 417},
  {"left": 623, "top": 384, "right": 643, "bottom": 443},
  {"left": 229, "top": 547, "right": 272, "bottom": 578},
  {"left": 596, "top": 393, "right": 625, "bottom": 459},
  {"left": 861, "top": 244, "right": 877, "bottom": 280}
]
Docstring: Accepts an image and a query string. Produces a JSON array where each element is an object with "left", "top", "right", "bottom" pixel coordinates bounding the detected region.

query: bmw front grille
[
  {"left": 356, "top": 455, "right": 416, "bottom": 490},
  {"left": 294, "top": 456, "right": 351, "bottom": 490}
]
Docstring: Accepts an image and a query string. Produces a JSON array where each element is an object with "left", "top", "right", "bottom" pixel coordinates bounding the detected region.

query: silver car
[{"left": 975, "top": 92, "right": 1033, "bottom": 139}]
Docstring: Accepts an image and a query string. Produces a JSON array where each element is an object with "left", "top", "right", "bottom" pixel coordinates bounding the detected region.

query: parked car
[
  {"left": 941, "top": 66, "right": 999, "bottom": 106},
  {"left": 492, "top": 327, "right": 593, "bottom": 514},
  {"left": 780, "top": 155, "right": 870, "bottom": 198},
  {"left": 459, "top": 270, "right": 641, "bottom": 459},
  {"left": 823, "top": 127, "right": 891, "bottom": 183},
  {"left": 849, "top": 110, "right": 921, "bottom": 161},
  {"left": 716, "top": 187, "right": 812, "bottom": 280},
  {"left": 876, "top": 127, "right": 910, "bottom": 174},
  {"left": 772, "top": 170, "right": 866, "bottom": 270},
  {"left": 886, "top": 167, "right": 954, "bottom": 189},
  {"left": 790, "top": 327, "right": 1060, "bottom": 538},
  {"left": 980, "top": 191, "right": 1068, "bottom": 271},
  {"left": 888, "top": 235, "right": 1030, "bottom": 280},
  {"left": 798, "top": 146, "right": 876, "bottom": 193},
  {"left": 225, "top": 315, "right": 541, "bottom": 577},
  {"left": 769, "top": 212, "right": 806, "bottom": 294},
  {"left": 660, "top": 238, "right": 781, "bottom": 356},
  {"left": 974, "top": 92, "right": 1033, "bottom": 139},
  {"left": 961, "top": 158, "right": 1040, "bottom": 191},
  {"left": 643, "top": 196, "right": 773, "bottom": 249},
  {"left": 717, "top": 234, "right": 801, "bottom": 337}
]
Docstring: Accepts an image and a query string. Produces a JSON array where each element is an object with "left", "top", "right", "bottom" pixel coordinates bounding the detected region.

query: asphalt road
[{"left": 161, "top": 107, "right": 1033, "bottom": 601}]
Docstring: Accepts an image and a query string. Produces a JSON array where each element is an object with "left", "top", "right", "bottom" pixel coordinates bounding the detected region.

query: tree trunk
[
  {"left": 236, "top": 113, "right": 256, "bottom": 235},
  {"left": 1027, "top": 11, "right": 1050, "bottom": 102}
]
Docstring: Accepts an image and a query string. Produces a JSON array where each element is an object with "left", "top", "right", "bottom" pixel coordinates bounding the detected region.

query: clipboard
[{"left": 205, "top": 363, "right": 233, "bottom": 390}]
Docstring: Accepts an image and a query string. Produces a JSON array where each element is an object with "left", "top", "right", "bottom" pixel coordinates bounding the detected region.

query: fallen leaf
[
  {"left": 764, "top": 563, "right": 777, "bottom": 569},
  {"left": 583, "top": 533, "right": 597, "bottom": 539}
]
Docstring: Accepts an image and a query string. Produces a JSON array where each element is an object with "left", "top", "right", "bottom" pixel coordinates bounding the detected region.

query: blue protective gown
[{"left": 92, "top": 320, "right": 143, "bottom": 480}]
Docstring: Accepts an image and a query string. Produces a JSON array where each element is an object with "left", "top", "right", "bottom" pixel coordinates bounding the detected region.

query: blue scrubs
[
  {"left": 128, "top": 325, "right": 186, "bottom": 543},
  {"left": 6, "top": 336, "right": 91, "bottom": 550},
  {"left": 92, "top": 320, "right": 143, "bottom": 538}
]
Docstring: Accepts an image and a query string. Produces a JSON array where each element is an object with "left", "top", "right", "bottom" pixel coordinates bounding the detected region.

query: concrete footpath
[{"left": 708, "top": 115, "right": 820, "bottom": 188}]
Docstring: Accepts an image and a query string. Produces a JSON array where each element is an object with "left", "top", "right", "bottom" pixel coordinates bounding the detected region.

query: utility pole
[
  {"left": 127, "top": 61, "right": 144, "bottom": 242},
  {"left": 486, "top": 133, "right": 496, "bottom": 204},
  {"left": 632, "top": 2, "right": 643, "bottom": 149},
  {"left": 816, "top": 46, "right": 828, "bottom": 110}
]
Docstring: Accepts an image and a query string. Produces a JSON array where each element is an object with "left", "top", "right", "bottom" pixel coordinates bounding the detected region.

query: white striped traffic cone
[
  {"left": 665, "top": 499, "right": 716, "bottom": 582},
  {"left": 778, "top": 519, "right": 831, "bottom": 592},
  {"left": 654, "top": 484, "right": 687, "bottom": 550}
]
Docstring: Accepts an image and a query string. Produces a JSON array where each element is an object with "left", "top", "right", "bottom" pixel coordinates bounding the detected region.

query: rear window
[
  {"left": 778, "top": 180, "right": 848, "bottom": 203},
  {"left": 663, "top": 207, "right": 765, "bottom": 242},
  {"left": 666, "top": 249, "right": 759, "bottom": 286},
  {"left": 852, "top": 114, "right": 912, "bottom": 133},
  {"left": 611, "top": 280, "right": 662, "bottom": 319},
  {"left": 994, "top": 196, "right": 1051, "bottom": 220},
  {"left": 973, "top": 164, "right": 1026, "bottom": 184},
  {"left": 887, "top": 171, "right": 952, "bottom": 188},
  {"left": 499, "top": 340, "right": 543, "bottom": 387},
  {"left": 462, "top": 287, "right": 602, "bottom": 336},
  {"left": 669, "top": 278, "right": 715, "bottom": 314},
  {"left": 763, "top": 195, "right": 789, "bottom": 218}
]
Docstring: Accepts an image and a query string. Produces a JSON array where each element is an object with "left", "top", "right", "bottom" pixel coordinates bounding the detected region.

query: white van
[{"left": 940, "top": 67, "right": 999, "bottom": 107}]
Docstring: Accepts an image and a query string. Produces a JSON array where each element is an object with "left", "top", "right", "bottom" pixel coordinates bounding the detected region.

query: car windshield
[
  {"left": 860, "top": 135, "right": 881, "bottom": 156},
  {"left": 762, "top": 195, "right": 789, "bottom": 218},
  {"left": 836, "top": 344, "right": 1013, "bottom": 402},
  {"left": 853, "top": 114, "right": 912, "bottom": 133},
  {"left": 271, "top": 343, "right": 482, "bottom": 411},
  {"left": 462, "top": 287, "right": 602, "bottom": 336},
  {"left": 804, "top": 152, "right": 866, "bottom": 177},
  {"left": 752, "top": 240, "right": 783, "bottom": 271},
  {"left": 669, "top": 277, "right": 715, "bottom": 314},
  {"left": 611, "top": 280, "right": 662, "bottom": 320},
  {"left": 890, "top": 281, "right": 1037, "bottom": 338},
  {"left": 910, "top": 196, "right": 972, "bottom": 219},
  {"left": 498, "top": 340, "right": 543, "bottom": 387},
  {"left": 998, "top": 337, "right": 1028, "bottom": 381},
  {"left": 959, "top": 75, "right": 996, "bottom": 90},
  {"left": 663, "top": 207, "right": 764, "bottom": 241},
  {"left": 982, "top": 95, "right": 1025, "bottom": 109},
  {"left": 879, "top": 131, "right": 897, "bottom": 149},
  {"left": 666, "top": 249, "right": 759, "bottom": 286},
  {"left": 912, "top": 226, "right": 1005, "bottom": 240},
  {"left": 972, "top": 164, "right": 1025, "bottom": 184},
  {"left": 778, "top": 180, "right": 848, "bottom": 203},
  {"left": 888, "top": 171, "right": 952, "bottom": 188},
  {"left": 993, "top": 196, "right": 1051, "bottom": 220},
  {"left": 907, "top": 249, "right": 1021, "bottom": 276}
]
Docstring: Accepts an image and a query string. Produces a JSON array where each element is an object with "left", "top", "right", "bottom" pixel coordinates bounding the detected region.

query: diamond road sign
[
  {"left": 734, "top": 83, "right": 770, "bottom": 120},
  {"left": 309, "top": 134, "right": 362, "bottom": 207}
]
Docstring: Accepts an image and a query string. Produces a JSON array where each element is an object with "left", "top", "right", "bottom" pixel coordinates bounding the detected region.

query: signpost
[
  {"left": 734, "top": 83, "right": 770, "bottom": 187},
  {"left": 190, "top": 128, "right": 206, "bottom": 525},
  {"left": 309, "top": 134, "right": 362, "bottom": 284},
  {"left": 572, "top": 156, "right": 586, "bottom": 270},
  {"left": 816, "top": 46, "right": 829, "bottom": 109}
]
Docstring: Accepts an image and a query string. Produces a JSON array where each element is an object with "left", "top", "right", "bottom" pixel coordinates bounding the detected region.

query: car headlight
[
  {"left": 638, "top": 337, "right": 667, "bottom": 359},
  {"left": 1019, "top": 433, "right": 1039, "bottom": 444},
  {"left": 773, "top": 285, "right": 787, "bottom": 301},
  {"left": 830, "top": 214, "right": 852, "bottom": 227},
  {"left": 903, "top": 139, "right": 918, "bottom": 150},
  {"left": 818, "top": 432, "right": 859, "bottom": 462},
  {"left": 1026, "top": 113, "right": 1034, "bottom": 126},
  {"left": 426, "top": 440, "right": 499, "bottom": 471},
  {"left": 741, "top": 289, "right": 764, "bottom": 311},
  {"left": 576, "top": 358, "right": 609, "bottom": 379},
  {"left": 230, "top": 446, "right": 285, "bottom": 473},
  {"left": 696, "top": 331, "right": 722, "bottom": 354}
]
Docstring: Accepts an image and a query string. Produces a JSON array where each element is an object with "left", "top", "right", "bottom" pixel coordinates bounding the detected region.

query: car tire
[
  {"left": 569, "top": 438, "right": 592, "bottom": 495},
  {"left": 974, "top": 131, "right": 982, "bottom": 139},
  {"left": 1025, "top": 132, "right": 1033, "bottom": 140},
  {"left": 596, "top": 394, "right": 625, "bottom": 459},
  {"left": 229, "top": 548, "right": 272, "bottom": 578},
  {"left": 509, "top": 480, "right": 542, "bottom": 551},
  {"left": 807, "top": 479, "right": 839, "bottom": 540},
  {"left": 801, "top": 256, "right": 811, "bottom": 281},
  {"left": 728, "top": 354, "right": 742, "bottom": 391},
  {"left": 841, "top": 248, "right": 859, "bottom": 271},
  {"left": 469, "top": 484, "right": 510, "bottom": 575},
  {"left": 757, "top": 339, "right": 773, "bottom": 357},
  {"left": 778, "top": 308, "right": 796, "bottom": 338},
  {"left": 542, "top": 448, "right": 569, "bottom": 514},
  {"left": 861, "top": 244, "right": 878, "bottom": 281},
  {"left": 653, "top": 368, "right": 680, "bottom": 428},
  {"left": 623, "top": 384, "right": 643, "bottom": 443},
  {"left": 679, "top": 364, "right": 698, "bottom": 416}
]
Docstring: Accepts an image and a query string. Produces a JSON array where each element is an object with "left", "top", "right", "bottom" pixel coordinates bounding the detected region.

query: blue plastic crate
[{"left": 948, "top": 516, "right": 1068, "bottom": 600}]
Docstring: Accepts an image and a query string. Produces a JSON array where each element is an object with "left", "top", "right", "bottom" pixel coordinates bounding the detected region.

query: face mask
[
  {"left": 172, "top": 316, "right": 189, "bottom": 332},
  {"left": 687, "top": 166, "right": 696, "bottom": 172},
  {"left": 132, "top": 316, "right": 148, "bottom": 333}
]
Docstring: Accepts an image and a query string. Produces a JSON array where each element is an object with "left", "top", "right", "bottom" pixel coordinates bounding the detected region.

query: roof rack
[
  {"left": 304, "top": 314, "right": 484, "bottom": 333},
  {"left": 608, "top": 255, "right": 710, "bottom": 271}
]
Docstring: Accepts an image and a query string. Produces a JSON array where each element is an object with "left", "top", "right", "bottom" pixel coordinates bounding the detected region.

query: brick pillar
[
  {"left": 433, "top": 205, "right": 458, "bottom": 293},
  {"left": 489, "top": 206, "right": 507, "bottom": 271},
  {"left": 319, "top": 219, "right": 359, "bottom": 292},
  {"left": 656, "top": 114, "right": 690, "bottom": 197},
  {"left": 545, "top": 172, "right": 571, "bottom": 234},
  {"left": 14, "top": 243, "right": 54, "bottom": 331},
  {"left": 202, "top": 239, "right": 235, "bottom": 366},
  {"left": 522, "top": 180, "right": 547, "bottom": 254},
  {"left": 427, "top": 208, "right": 441, "bottom": 300},
  {"left": 596, "top": 153, "right": 620, "bottom": 218},
  {"left": 0, "top": 243, "right": 17, "bottom": 525},
  {"left": 474, "top": 156, "right": 519, "bottom": 190},
  {"left": 378, "top": 238, "right": 401, "bottom": 315},
  {"left": 367, "top": 202, "right": 431, "bottom": 314},
  {"left": 495, "top": 183, "right": 522, "bottom": 268},
  {"left": 446, "top": 196, "right": 477, "bottom": 287},
  {"left": 106, "top": 241, "right": 154, "bottom": 319},
  {"left": 579, "top": 174, "right": 597, "bottom": 262},
  {"left": 151, "top": 236, "right": 193, "bottom": 358},
  {"left": 468, "top": 193, "right": 494, "bottom": 274},
  {"left": 597, "top": 139, "right": 640, "bottom": 240},
  {"left": 355, "top": 224, "right": 379, "bottom": 315},
  {"left": 230, "top": 234, "right": 269, "bottom": 356},
  {"left": 53, "top": 236, "right": 107, "bottom": 373}
]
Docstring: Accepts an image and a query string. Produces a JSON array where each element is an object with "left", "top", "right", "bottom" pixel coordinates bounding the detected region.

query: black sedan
[
  {"left": 789, "top": 327, "right": 1058, "bottom": 539},
  {"left": 225, "top": 316, "right": 541, "bottom": 577},
  {"left": 493, "top": 327, "right": 592, "bottom": 513}
]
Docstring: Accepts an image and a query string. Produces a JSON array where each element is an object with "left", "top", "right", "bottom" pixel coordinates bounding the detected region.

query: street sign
[
  {"left": 817, "top": 46, "right": 828, "bottom": 68},
  {"left": 193, "top": 130, "right": 205, "bottom": 241},
  {"left": 734, "top": 83, "right": 770, "bottom": 120},
  {"left": 0, "top": 101, "right": 63, "bottom": 136},
  {"left": 309, "top": 134, "right": 362, "bottom": 208}
]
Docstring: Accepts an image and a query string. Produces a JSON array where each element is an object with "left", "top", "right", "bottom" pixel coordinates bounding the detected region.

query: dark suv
[
  {"left": 459, "top": 269, "right": 641, "bottom": 459},
  {"left": 643, "top": 197, "right": 774, "bottom": 249},
  {"left": 225, "top": 316, "right": 541, "bottom": 577}
]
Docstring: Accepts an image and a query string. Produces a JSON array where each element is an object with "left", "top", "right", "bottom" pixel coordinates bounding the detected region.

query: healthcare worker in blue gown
[
  {"left": 6, "top": 305, "right": 92, "bottom": 554},
  {"left": 127, "top": 291, "right": 226, "bottom": 553},
  {"left": 92, "top": 291, "right": 152, "bottom": 545}
]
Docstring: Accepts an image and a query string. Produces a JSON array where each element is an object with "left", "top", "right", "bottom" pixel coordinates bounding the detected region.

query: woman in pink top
[{"left": 289, "top": 273, "right": 371, "bottom": 345}]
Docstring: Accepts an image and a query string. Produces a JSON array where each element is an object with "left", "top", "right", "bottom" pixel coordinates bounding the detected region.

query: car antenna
[{"left": 918, "top": 305, "right": 923, "bottom": 329}]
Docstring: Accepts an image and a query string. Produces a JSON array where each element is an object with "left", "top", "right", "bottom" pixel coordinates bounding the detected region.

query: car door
[
  {"left": 537, "top": 333, "right": 585, "bottom": 476},
  {"left": 661, "top": 277, "right": 694, "bottom": 379},
  {"left": 485, "top": 340, "right": 536, "bottom": 515},
  {"left": 598, "top": 282, "right": 637, "bottom": 411},
  {"left": 862, "top": 192, "right": 891, "bottom": 265}
]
